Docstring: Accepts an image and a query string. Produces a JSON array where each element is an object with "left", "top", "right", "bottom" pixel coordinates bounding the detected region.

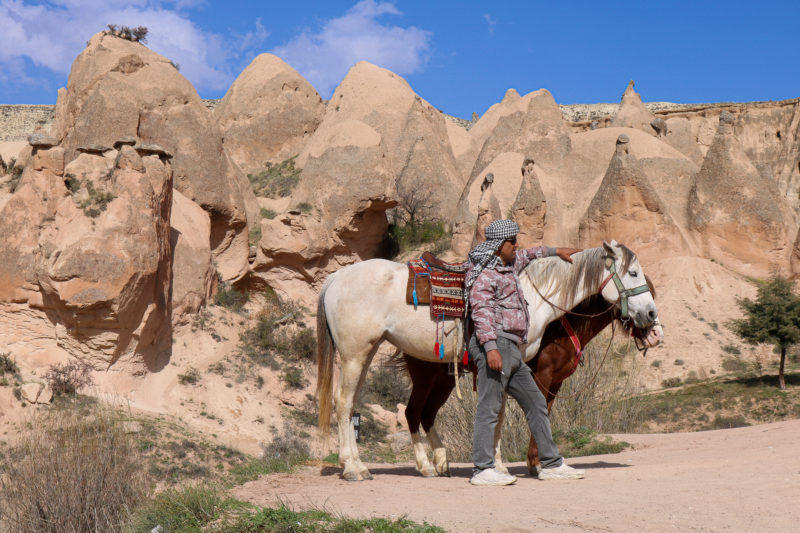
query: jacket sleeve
[
  {"left": 514, "top": 246, "right": 556, "bottom": 273},
  {"left": 469, "top": 272, "right": 498, "bottom": 351}
]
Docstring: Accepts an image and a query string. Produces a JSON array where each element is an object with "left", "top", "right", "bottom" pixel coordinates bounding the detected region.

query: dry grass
[{"left": 0, "top": 402, "right": 148, "bottom": 532}]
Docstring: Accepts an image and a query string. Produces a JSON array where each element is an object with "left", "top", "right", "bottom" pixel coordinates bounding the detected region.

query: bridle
[{"left": 596, "top": 255, "right": 652, "bottom": 324}]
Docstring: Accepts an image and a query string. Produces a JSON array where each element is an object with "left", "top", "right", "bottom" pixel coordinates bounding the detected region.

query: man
[{"left": 466, "top": 219, "right": 585, "bottom": 486}]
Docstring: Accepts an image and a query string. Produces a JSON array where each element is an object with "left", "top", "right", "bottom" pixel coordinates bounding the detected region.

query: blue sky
[{"left": 1, "top": 0, "right": 798, "bottom": 118}]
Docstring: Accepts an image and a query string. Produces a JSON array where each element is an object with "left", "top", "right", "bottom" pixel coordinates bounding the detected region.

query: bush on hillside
[
  {"left": 0, "top": 406, "right": 147, "bottom": 532},
  {"left": 105, "top": 24, "right": 148, "bottom": 43},
  {"left": 45, "top": 359, "right": 93, "bottom": 396}
]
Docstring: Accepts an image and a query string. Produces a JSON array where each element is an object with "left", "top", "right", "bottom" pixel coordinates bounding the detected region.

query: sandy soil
[{"left": 233, "top": 419, "right": 800, "bottom": 532}]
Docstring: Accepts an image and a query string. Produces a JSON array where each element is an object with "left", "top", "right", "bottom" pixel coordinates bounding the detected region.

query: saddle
[{"left": 406, "top": 252, "right": 467, "bottom": 318}]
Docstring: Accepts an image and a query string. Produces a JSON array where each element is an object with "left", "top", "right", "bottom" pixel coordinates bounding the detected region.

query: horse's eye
[{"left": 629, "top": 270, "right": 638, "bottom": 277}]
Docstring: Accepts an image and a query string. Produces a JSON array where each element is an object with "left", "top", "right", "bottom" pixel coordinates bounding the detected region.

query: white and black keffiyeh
[{"left": 464, "top": 219, "right": 519, "bottom": 291}]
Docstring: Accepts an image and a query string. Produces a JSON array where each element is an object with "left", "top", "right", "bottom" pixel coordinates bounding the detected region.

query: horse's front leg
[
  {"left": 493, "top": 392, "right": 508, "bottom": 473},
  {"left": 336, "top": 352, "right": 377, "bottom": 481}
]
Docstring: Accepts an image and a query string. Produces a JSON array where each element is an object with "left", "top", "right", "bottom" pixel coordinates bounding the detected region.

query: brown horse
[{"left": 402, "top": 278, "right": 658, "bottom": 477}]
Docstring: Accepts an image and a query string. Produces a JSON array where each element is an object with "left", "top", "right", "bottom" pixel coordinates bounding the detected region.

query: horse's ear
[{"left": 603, "top": 240, "right": 618, "bottom": 258}]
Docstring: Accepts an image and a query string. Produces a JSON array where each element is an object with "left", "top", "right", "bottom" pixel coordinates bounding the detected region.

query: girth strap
[{"left": 559, "top": 315, "right": 584, "bottom": 378}]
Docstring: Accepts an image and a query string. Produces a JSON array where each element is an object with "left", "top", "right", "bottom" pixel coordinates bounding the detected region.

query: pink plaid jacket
[{"left": 468, "top": 246, "right": 555, "bottom": 351}]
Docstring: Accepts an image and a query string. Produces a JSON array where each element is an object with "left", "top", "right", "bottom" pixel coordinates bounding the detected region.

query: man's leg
[
  {"left": 470, "top": 335, "right": 506, "bottom": 472},
  {"left": 504, "top": 344, "right": 562, "bottom": 469}
]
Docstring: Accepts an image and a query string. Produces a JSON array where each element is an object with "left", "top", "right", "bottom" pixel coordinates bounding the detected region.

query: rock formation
[
  {"left": 688, "top": 111, "right": 793, "bottom": 276},
  {"left": 469, "top": 89, "right": 572, "bottom": 182},
  {"left": 578, "top": 134, "right": 689, "bottom": 264},
  {"left": 472, "top": 173, "right": 502, "bottom": 247},
  {"left": 52, "top": 32, "right": 256, "bottom": 281},
  {"left": 214, "top": 54, "right": 326, "bottom": 175},
  {"left": 511, "top": 159, "right": 547, "bottom": 247},
  {"left": 0, "top": 141, "right": 174, "bottom": 370},
  {"left": 610, "top": 81, "right": 658, "bottom": 135}
]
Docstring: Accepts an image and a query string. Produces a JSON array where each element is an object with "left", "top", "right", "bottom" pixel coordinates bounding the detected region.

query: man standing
[{"left": 466, "top": 219, "right": 585, "bottom": 486}]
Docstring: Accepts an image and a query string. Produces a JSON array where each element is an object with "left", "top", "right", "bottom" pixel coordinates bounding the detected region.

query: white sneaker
[
  {"left": 470, "top": 468, "right": 517, "bottom": 486},
  {"left": 538, "top": 462, "right": 585, "bottom": 480}
]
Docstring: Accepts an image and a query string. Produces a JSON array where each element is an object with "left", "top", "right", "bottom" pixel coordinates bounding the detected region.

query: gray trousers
[{"left": 470, "top": 335, "right": 563, "bottom": 472}]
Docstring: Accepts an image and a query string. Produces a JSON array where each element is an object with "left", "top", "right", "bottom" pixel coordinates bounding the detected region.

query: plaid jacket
[{"left": 468, "top": 246, "right": 555, "bottom": 351}]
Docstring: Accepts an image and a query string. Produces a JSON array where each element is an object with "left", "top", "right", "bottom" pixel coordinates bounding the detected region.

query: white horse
[{"left": 317, "top": 241, "right": 659, "bottom": 481}]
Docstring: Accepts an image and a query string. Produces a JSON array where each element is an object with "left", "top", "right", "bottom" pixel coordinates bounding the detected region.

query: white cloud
[
  {"left": 0, "top": 0, "right": 267, "bottom": 93},
  {"left": 271, "top": 0, "right": 432, "bottom": 97},
  {"left": 483, "top": 14, "right": 497, "bottom": 34}
]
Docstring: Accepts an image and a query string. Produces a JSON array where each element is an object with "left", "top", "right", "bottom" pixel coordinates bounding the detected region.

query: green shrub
[
  {"left": 261, "top": 424, "right": 310, "bottom": 471},
  {"left": 296, "top": 201, "right": 313, "bottom": 214},
  {"left": 240, "top": 295, "right": 314, "bottom": 368},
  {"left": 260, "top": 207, "right": 276, "bottom": 219},
  {"left": 661, "top": 376, "right": 683, "bottom": 388},
  {"left": 128, "top": 485, "right": 235, "bottom": 533},
  {"left": 721, "top": 343, "right": 741, "bottom": 355},
  {"left": 553, "top": 426, "right": 629, "bottom": 458},
  {"left": 215, "top": 281, "right": 248, "bottom": 313},
  {"left": 722, "top": 356, "right": 749, "bottom": 373},
  {"left": 389, "top": 217, "right": 450, "bottom": 255},
  {"left": 282, "top": 365, "right": 306, "bottom": 389},
  {"left": 707, "top": 415, "right": 750, "bottom": 430},
  {"left": 105, "top": 24, "right": 148, "bottom": 43},
  {"left": 360, "top": 364, "right": 410, "bottom": 411},
  {"left": 248, "top": 224, "right": 262, "bottom": 246},
  {"left": 247, "top": 157, "right": 301, "bottom": 198},
  {"left": 0, "top": 352, "right": 19, "bottom": 377},
  {"left": 178, "top": 367, "right": 201, "bottom": 386}
]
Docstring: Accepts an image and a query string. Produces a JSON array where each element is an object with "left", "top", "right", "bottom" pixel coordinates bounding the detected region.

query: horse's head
[
  {"left": 600, "top": 240, "right": 659, "bottom": 332},
  {"left": 617, "top": 274, "right": 663, "bottom": 350}
]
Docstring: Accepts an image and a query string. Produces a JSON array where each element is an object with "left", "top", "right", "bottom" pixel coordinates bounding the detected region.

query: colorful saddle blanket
[{"left": 405, "top": 253, "right": 467, "bottom": 318}]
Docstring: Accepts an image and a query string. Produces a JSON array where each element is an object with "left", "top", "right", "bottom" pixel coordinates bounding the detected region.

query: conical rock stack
[
  {"left": 214, "top": 54, "right": 325, "bottom": 175},
  {"left": 511, "top": 158, "right": 547, "bottom": 247},
  {"left": 610, "top": 80, "right": 658, "bottom": 134},
  {"left": 688, "top": 111, "right": 793, "bottom": 276},
  {"left": 578, "top": 134, "right": 688, "bottom": 264},
  {"left": 53, "top": 32, "right": 256, "bottom": 281}
]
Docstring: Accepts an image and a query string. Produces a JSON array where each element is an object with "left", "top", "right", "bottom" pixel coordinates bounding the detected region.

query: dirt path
[{"left": 233, "top": 419, "right": 800, "bottom": 532}]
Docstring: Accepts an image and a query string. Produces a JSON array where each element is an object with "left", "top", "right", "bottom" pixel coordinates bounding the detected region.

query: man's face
[{"left": 496, "top": 237, "right": 517, "bottom": 265}]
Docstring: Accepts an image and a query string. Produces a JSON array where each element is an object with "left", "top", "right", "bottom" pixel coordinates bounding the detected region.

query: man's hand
[
  {"left": 556, "top": 247, "right": 582, "bottom": 263},
  {"left": 486, "top": 349, "right": 503, "bottom": 373}
]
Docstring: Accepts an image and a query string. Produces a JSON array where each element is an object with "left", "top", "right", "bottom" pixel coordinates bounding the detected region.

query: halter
[{"left": 597, "top": 255, "right": 651, "bottom": 322}]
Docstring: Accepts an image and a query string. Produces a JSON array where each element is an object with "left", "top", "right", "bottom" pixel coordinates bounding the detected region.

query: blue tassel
[
  {"left": 412, "top": 289, "right": 418, "bottom": 307},
  {"left": 439, "top": 343, "right": 445, "bottom": 360}
]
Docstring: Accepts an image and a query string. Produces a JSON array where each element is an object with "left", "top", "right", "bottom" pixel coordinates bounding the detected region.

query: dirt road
[{"left": 234, "top": 419, "right": 800, "bottom": 532}]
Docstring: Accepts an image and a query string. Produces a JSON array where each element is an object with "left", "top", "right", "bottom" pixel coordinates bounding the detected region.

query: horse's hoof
[
  {"left": 437, "top": 470, "right": 451, "bottom": 478},
  {"left": 359, "top": 469, "right": 373, "bottom": 480},
  {"left": 341, "top": 471, "right": 360, "bottom": 481},
  {"left": 421, "top": 467, "right": 437, "bottom": 478}
]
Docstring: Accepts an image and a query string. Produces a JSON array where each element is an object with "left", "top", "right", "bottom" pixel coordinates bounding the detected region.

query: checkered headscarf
[{"left": 464, "top": 219, "right": 520, "bottom": 292}]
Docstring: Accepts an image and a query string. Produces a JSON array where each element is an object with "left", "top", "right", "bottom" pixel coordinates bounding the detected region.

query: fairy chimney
[{"left": 511, "top": 158, "right": 547, "bottom": 247}]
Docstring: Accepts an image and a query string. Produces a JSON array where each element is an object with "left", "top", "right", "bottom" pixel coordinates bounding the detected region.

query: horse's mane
[{"left": 520, "top": 244, "right": 637, "bottom": 308}]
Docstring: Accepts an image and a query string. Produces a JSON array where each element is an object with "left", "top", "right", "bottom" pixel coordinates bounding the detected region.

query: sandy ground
[{"left": 233, "top": 419, "right": 800, "bottom": 532}]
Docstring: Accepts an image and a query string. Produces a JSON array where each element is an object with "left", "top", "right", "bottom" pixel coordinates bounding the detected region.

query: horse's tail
[{"left": 316, "top": 274, "right": 337, "bottom": 437}]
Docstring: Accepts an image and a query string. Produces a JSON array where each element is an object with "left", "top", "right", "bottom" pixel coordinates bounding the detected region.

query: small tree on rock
[{"left": 728, "top": 275, "right": 800, "bottom": 390}]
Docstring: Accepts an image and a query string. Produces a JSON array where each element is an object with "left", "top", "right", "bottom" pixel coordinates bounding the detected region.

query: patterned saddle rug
[{"left": 406, "top": 252, "right": 467, "bottom": 318}]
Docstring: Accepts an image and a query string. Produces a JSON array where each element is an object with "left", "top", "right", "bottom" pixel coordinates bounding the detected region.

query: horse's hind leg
[
  {"left": 421, "top": 368, "right": 456, "bottom": 476},
  {"left": 336, "top": 344, "right": 380, "bottom": 481},
  {"left": 404, "top": 356, "right": 439, "bottom": 478}
]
